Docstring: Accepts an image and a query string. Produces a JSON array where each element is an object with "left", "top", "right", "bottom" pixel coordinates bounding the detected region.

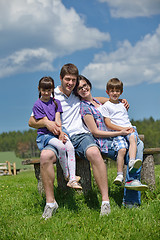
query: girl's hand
[{"left": 59, "top": 131, "right": 67, "bottom": 144}]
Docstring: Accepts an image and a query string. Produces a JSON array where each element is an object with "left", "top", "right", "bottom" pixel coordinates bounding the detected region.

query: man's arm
[
  {"left": 95, "top": 97, "right": 109, "bottom": 104},
  {"left": 28, "top": 116, "right": 60, "bottom": 135},
  {"left": 95, "top": 96, "right": 129, "bottom": 110}
]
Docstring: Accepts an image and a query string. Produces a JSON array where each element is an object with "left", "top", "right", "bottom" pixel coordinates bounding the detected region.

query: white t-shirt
[
  {"left": 99, "top": 100, "right": 132, "bottom": 129},
  {"left": 54, "top": 86, "right": 89, "bottom": 136}
]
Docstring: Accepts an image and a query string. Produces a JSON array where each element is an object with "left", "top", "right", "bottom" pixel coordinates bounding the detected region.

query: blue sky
[{"left": 0, "top": 0, "right": 160, "bottom": 133}]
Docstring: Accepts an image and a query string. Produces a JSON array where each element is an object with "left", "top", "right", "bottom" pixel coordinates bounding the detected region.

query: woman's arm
[
  {"left": 83, "top": 114, "right": 129, "bottom": 138},
  {"left": 104, "top": 117, "right": 133, "bottom": 132}
]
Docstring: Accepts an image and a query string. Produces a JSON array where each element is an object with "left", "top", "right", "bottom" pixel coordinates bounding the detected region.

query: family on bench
[{"left": 29, "top": 63, "right": 148, "bottom": 220}]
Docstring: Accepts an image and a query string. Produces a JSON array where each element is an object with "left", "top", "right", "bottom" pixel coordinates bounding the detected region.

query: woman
[
  {"left": 74, "top": 75, "right": 129, "bottom": 156},
  {"left": 74, "top": 75, "right": 147, "bottom": 207}
]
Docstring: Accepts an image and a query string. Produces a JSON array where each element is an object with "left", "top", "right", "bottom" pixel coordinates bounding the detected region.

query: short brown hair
[
  {"left": 60, "top": 63, "right": 79, "bottom": 79},
  {"left": 106, "top": 78, "right": 123, "bottom": 93}
]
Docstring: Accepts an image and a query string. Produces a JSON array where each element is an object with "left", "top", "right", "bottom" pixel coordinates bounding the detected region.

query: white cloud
[
  {"left": 0, "top": 48, "right": 54, "bottom": 78},
  {"left": 82, "top": 25, "right": 160, "bottom": 88},
  {"left": 0, "top": 0, "right": 110, "bottom": 78},
  {"left": 99, "top": 0, "right": 160, "bottom": 18}
]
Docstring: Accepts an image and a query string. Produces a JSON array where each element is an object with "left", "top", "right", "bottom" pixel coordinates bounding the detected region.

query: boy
[{"left": 99, "top": 78, "right": 142, "bottom": 185}]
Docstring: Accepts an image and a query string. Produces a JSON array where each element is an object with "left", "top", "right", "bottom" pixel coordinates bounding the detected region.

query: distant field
[{"left": 0, "top": 151, "right": 32, "bottom": 170}]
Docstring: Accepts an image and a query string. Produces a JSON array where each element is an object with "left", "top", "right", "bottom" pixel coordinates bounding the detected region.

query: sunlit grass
[{"left": 0, "top": 165, "right": 160, "bottom": 240}]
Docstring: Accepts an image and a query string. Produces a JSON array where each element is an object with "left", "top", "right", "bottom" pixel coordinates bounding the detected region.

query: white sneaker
[
  {"left": 129, "top": 159, "right": 142, "bottom": 172},
  {"left": 113, "top": 175, "right": 124, "bottom": 185},
  {"left": 100, "top": 203, "right": 111, "bottom": 216},
  {"left": 42, "top": 202, "right": 58, "bottom": 220}
]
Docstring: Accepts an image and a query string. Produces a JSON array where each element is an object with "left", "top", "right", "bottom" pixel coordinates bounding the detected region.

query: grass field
[
  {"left": 0, "top": 151, "right": 33, "bottom": 170},
  {"left": 0, "top": 165, "right": 160, "bottom": 240}
]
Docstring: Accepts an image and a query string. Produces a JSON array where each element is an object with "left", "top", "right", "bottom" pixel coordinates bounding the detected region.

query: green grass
[{"left": 0, "top": 165, "right": 160, "bottom": 240}]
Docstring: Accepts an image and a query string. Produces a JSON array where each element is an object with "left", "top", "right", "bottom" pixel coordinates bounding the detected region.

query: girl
[{"left": 32, "top": 76, "right": 82, "bottom": 189}]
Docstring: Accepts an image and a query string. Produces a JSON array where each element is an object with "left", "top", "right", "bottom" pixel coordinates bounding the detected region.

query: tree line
[{"left": 0, "top": 117, "right": 160, "bottom": 162}]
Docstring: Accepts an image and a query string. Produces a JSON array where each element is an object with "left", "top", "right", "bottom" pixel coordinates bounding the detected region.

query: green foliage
[
  {"left": 131, "top": 117, "right": 160, "bottom": 148},
  {"left": 0, "top": 117, "right": 160, "bottom": 159},
  {"left": 0, "top": 129, "right": 39, "bottom": 158},
  {"left": 0, "top": 165, "right": 160, "bottom": 240}
]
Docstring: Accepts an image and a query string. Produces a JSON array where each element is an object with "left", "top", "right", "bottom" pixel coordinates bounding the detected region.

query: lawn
[{"left": 0, "top": 165, "right": 160, "bottom": 240}]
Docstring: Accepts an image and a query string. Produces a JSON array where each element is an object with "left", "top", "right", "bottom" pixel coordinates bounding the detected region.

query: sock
[
  {"left": 102, "top": 201, "right": 110, "bottom": 205},
  {"left": 117, "top": 172, "right": 123, "bottom": 176},
  {"left": 46, "top": 202, "right": 56, "bottom": 208}
]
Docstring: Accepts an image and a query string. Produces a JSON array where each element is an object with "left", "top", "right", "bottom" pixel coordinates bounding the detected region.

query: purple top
[
  {"left": 32, "top": 97, "right": 63, "bottom": 135},
  {"left": 80, "top": 98, "right": 108, "bottom": 153}
]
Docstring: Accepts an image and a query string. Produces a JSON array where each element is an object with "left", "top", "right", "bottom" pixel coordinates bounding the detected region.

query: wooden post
[
  {"left": 142, "top": 154, "right": 155, "bottom": 190},
  {"left": 56, "top": 155, "right": 92, "bottom": 194},
  {"left": 34, "top": 163, "right": 45, "bottom": 195},
  {"left": 13, "top": 162, "right": 16, "bottom": 175},
  {"left": 7, "top": 161, "right": 12, "bottom": 175}
]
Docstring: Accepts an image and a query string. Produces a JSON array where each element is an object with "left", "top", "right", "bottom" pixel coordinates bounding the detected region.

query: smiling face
[
  {"left": 106, "top": 87, "right": 122, "bottom": 103},
  {"left": 77, "top": 79, "right": 91, "bottom": 99},
  {"left": 60, "top": 74, "right": 77, "bottom": 96},
  {"left": 39, "top": 88, "right": 53, "bottom": 102}
]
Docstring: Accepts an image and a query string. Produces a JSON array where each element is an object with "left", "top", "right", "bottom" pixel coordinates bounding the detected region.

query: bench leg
[
  {"left": 56, "top": 156, "right": 92, "bottom": 194},
  {"left": 34, "top": 163, "right": 45, "bottom": 195},
  {"left": 141, "top": 154, "right": 155, "bottom": 190},
  {"left": 76, "top": 156, "right": 92, "bottom": 194},
  {"left": 56, "top": 160, "right": 68, "bottom": 190}
]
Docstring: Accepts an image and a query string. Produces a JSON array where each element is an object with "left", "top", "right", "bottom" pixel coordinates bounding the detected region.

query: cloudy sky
[{"left": 0, "top": 0, "right": 160, "bottom": 133}]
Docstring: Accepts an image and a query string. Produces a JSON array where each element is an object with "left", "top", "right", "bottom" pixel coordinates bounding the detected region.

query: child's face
[
  {"left": 107, "top": 87, "right": 122, "bottom": 103},
  {"left": 40, "top": 88, "right": 52, "bottom": 102}
]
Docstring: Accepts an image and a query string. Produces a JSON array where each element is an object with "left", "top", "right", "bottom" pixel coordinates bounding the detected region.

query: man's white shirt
[{"left": 54, "top": 86, "right": 89, "bottom": 136}]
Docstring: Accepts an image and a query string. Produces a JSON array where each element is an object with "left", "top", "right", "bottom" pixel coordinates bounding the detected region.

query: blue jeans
[
  {"left": 70, "top": 133, "right": 98, "bottom": 158},
  {"left": 106, "top": 137, "right": 143, "bottom": 205}
]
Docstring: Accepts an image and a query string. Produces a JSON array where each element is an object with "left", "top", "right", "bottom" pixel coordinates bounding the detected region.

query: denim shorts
[
  {"left": 70, "top": 133, "right": 98, "bottom": 159},
  {"left": 36, "top": 133, "right": 58, "bottom": 151},
  {"left": 42, "top": 144, "right": 59, "bottom": 159}
]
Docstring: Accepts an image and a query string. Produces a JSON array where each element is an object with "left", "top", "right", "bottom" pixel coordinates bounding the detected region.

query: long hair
[
  {"left": 38, "top": 76, "right": 58, "bottom": 109},
  {"left": 74, "top": 75, "right": 92, "bottom": 97}
]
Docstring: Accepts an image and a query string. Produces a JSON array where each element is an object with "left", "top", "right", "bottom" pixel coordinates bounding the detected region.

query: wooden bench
[
  {"left": 0, "top": 161, "right": 17, "bottom": 176},
  {"left": 22, "top": 135, "right": 160, "bottom": 194}
]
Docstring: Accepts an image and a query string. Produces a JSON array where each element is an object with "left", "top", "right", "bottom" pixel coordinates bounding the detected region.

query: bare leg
[
  {"left": 40, "top": 149, "right": 57, "bottom": 203},
  {"left": 86, "top": 146, "right": 109, "bottom": 201},
  {"left": 117, "top": 148, "right": 126, "bottom": 173},
  {"left": 129, "top": 135, "right": 137, "bottom": 160}
]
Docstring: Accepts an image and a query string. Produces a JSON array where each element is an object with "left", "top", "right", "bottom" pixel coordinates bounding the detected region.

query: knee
[
  {"left": 40, "top": 150, "right": 57, "bottom": 165},
  {"left": 86, "top": 146, "right": 102, "bottom": 163},
  {"left": 118, "top": 148, "right": 126, "bottom": 156}
]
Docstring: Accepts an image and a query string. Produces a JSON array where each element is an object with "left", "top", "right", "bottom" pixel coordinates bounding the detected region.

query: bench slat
[{"left": 143, "top": 148, "right": 160, "bottom": 155}]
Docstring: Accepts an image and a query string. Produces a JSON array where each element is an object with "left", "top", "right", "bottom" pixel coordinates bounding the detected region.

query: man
[{"left": 29, "top": 63, "right": 110, "bottom": 219}]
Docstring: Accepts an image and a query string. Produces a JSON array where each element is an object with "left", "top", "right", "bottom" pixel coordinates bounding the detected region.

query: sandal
[
  {"left": 65, "top": 175, "right": 81, "bottom": 182},
  {"left": 67, "top": 180, "right": 82, "bottom": 190}
]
